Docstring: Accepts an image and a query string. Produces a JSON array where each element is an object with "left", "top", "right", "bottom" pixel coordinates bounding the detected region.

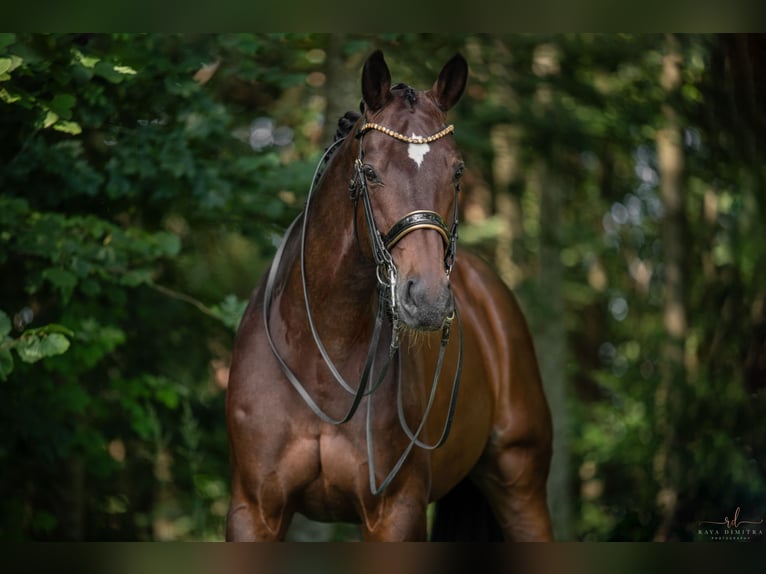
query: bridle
[
  {"left": 262, "top": 116, "right": 463, "bottom": 494},
  {"left": 354, "top": 121, "right": 459, "bottom": 267}
]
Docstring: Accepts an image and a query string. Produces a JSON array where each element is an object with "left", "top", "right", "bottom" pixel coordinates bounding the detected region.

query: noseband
[{"left": 262, "top": 117, "right": 463, "bottom": 495}]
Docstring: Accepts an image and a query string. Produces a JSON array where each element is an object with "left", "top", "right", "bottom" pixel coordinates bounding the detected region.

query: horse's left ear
[
  {"left": 431, "top": 54, "right": 468, "bottom": 112},
  {"left": 362, "top": 50, "right": 392, "bottom": 112}
]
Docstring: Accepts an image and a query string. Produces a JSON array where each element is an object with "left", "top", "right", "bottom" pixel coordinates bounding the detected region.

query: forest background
[{"left": 1, "top": 33, "right": 764, "bottom": 541}]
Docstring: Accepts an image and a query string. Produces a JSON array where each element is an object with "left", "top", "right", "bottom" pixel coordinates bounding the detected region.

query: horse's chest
[{"left": 293, "top": 430, "right": 367, "bottom": 522}]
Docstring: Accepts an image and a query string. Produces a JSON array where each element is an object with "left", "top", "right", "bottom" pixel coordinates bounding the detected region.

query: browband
[{"left": 359, "top": 123, "right": 454, "bottom": 144}]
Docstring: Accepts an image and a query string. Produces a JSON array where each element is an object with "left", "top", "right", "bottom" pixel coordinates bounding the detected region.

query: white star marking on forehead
[{"left": 407, "top": 134, "right": 430, "bottom": 168}]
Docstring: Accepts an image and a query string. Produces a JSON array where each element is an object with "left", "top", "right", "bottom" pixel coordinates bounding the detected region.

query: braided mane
[
  {"left": 334, "top": 110, "right": 362, "bottom": 142},
  {"left": 310, "top": 111, "right": 361, "bottom": 189}
]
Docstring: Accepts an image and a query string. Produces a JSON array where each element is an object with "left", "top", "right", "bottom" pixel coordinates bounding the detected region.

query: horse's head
[{"left": 355, "top": 50, "right": 468, "bottom": 332}]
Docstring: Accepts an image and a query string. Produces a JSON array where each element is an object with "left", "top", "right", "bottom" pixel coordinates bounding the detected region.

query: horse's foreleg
[
  {"left": 476, "top": 444, "right": 554, "bottom": 541},
  {"left": 226, "top": 473, "right": 292, "bottom": 541},
  {"left": 359, "top": 495, "right": 429, "bottom": 541},
  {"left": 226, "top": 497, "right": 292, "bottom": 541},
  {"left": 226, "top": 499, "right": 259, "bottom": 541}
]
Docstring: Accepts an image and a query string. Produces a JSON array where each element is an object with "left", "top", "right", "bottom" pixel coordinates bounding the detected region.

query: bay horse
[{"left": 226, "top": 50, "right": 554, "bottom": 541}]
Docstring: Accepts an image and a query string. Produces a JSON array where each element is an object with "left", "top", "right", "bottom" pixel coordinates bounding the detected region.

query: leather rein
[{"left": 262, "top": 119, "right": 463, "bottom": 494}]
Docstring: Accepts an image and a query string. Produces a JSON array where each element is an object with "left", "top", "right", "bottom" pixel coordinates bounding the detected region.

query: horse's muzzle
[{"left": 397, "top": 276, "right": 454, "bottom": 331}]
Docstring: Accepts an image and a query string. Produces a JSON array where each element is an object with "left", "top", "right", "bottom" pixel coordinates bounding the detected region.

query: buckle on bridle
[
  {"left": 375, "top": 263, "right": 401, "bottom": 351},
  {"left": 441, "top": 310, "right": 455, "bottom": 345}
]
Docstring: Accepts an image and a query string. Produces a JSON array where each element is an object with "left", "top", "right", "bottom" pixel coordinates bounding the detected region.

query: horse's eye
[
  {"left": 454, "top": 163, "right": 465, "bottom": 183},
  {"left": 363, "top": 165, "right": 378, "bottom": 182}
]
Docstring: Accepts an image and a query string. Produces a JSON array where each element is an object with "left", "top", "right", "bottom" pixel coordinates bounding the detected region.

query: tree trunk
[
  {"left": 653, "top": 34, "right": 687, "bottom": 541},
  {"left": 491, "top": 124, "right": 525, "bottom": 289},
  {"left": 322, "top": 35, "right": 361, "bottom": 144},
  {"left": 534, "top": 153, "right": 574, "bottom": 540},
  {"left": 525, "top": 40, "right": 574, "bottom": 541},
  {"left": 489, "top": 39, "right": 526, "bottom": 290}
]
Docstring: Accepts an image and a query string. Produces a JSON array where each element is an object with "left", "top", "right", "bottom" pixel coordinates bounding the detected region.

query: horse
[{"left": 226, "top": 50, "right": 554, "bottom": 541}]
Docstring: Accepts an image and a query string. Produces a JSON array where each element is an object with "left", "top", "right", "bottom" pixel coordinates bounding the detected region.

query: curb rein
[{"left": 262, "top": 119, "right": 464, "bottom": 494}]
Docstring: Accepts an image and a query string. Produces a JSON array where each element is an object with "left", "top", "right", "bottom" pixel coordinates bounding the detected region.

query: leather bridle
[
  {"left": 262, "top": 118, "right": 463, "bottom": 494},
  {"left": 350, "top": 121, "right": 460, "bottom": 346}
]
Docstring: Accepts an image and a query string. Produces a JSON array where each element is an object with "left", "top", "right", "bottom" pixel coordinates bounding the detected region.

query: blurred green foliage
[
  {"left": 1, "top": 33, "right": 764, "bottom": 541},
  {"left": 0, "top": 33, "right": 324, "bottom": 540}
]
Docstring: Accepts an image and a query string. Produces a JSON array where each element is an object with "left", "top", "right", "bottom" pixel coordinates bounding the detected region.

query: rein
[{"left": 262, "top": 119, "right": 463, "bottom": 494}]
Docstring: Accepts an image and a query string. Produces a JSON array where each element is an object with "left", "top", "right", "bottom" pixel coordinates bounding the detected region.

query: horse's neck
[{"left": 280, "top": 154, "right": 379, "bottom": 355}]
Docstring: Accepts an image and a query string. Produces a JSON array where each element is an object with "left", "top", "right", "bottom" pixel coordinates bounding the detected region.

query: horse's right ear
[
  {"left": 431, "top": 53, "right": 468, "bottom": 112},
  {"left": 361, "top": 50, "right": 392, "bottom": 113}
]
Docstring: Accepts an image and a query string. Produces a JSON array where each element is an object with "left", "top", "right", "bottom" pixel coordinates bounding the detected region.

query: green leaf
[
  {"left": 0, "top": 348, "right": 13, "bottom": 380},
  {"left": 16, "top": 331, "right": 71, "bottom": 364},
  {"left": 40, "top": 333, "right": 71, "bottom": 357},
  {"left": 72, "top": 49, "right": 99, "bottom": 69},
  {"left": 49, "top": 93, "right": 76, "bottom": 119},
  {"left": 114, "top": 65, "right": 137, "bottom": 76},
  {"left": 0, "top": 87, "right": 21, "bottom": 101},
  {"left": 34, "top": 323, "right": 75, "bottom": 338},
  {"left": 52, "top": 120, "right": 82, "bottom": 135},
  {"left": 155, "top": 386, "right": 180, "bottom": 410},
  {"left": 0, "top": 55, "right": 23, "bottom": 82},
  {"left": 41, "top": 110, "right": 58, "bottom": 129},
  {"left": 16, "top": 336, "right": 44, "bottom": 363},
  {"left": 0, "top": 310, "right": 10, "bottom": 336},
  {"left": 94, "top": 61, "right": 128, "bottom": 84}
]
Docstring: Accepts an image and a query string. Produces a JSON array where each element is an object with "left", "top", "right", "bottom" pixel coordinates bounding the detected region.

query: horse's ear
[
  {"left": 362, "top": 50, "right": 392, "bottom": 112},
  {"left": 431, "top": 53, "right": 468, "bottom": 112}
]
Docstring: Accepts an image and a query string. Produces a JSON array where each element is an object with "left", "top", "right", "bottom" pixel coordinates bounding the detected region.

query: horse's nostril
[
  {"left": 405, "top": 278, "right": 417, "bottom": 306},
  {"left": 398, "top": 276, "right": 453, "bottom": 331},
  {"left": 403, "top": 277, "right": 430, "bottom": 312}
]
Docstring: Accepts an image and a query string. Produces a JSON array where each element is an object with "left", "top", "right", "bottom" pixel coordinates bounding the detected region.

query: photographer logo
[{"left": 697, "top": 506, "right": 763, "bottom": 541}]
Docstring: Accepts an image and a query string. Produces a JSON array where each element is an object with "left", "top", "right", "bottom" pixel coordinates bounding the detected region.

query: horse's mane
[
  {"left": 334, "top": 110, "right": 361, "bottom": 142},
  {"left": 310, "top": 110, "right": 362, "bottom": 189}
]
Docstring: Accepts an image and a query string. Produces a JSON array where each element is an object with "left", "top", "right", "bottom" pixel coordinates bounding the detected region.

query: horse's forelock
[{"left": 392, "top": 82, "right": 417, "bottom": 108}]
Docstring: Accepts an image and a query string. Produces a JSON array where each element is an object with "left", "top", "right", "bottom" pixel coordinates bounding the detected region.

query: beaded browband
[{"left": 359, "top": 122, "right": 454, "bottom": 144}]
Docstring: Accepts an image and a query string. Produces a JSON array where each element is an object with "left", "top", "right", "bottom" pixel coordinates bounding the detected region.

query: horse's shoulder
[{"left": 454, "top": 250, "right": 512, "bottom": 299}]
